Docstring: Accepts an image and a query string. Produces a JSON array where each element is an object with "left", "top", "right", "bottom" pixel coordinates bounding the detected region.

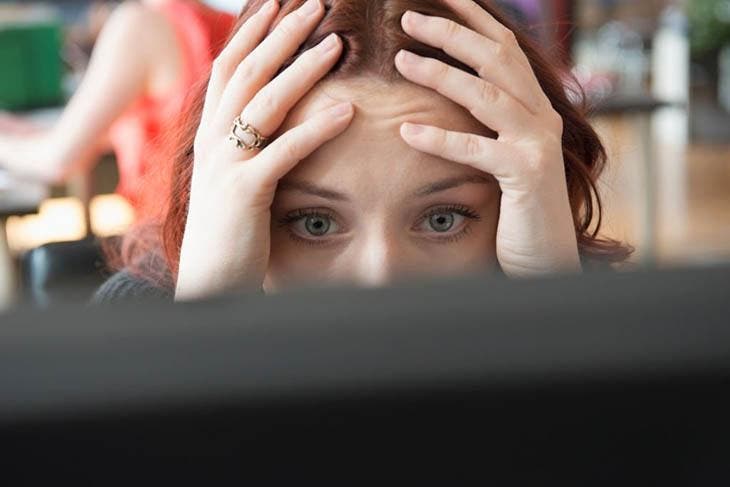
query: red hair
[{"left": 117, "top": 0, "right": 631, "bottom": 286}]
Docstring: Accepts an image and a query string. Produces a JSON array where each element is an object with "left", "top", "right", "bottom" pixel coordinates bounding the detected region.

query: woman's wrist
[
  {"left": 174, "top": 275, "right": 265, "bottom": 302},
  {"left": 174, "top": 251, "right": 266, "bottom": 302},
  {"left": 0, "top": 131, "right": 65, "bottom": 182}
]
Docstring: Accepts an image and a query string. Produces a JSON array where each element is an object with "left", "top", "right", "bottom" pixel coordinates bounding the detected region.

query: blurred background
[{"left": 0, "top": 0, "right": 728, "bottom": 309}]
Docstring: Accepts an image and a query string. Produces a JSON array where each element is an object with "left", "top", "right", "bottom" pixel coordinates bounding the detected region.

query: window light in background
[
  {"left": 89, "top": 194, "right": 135, "bottom": 237},
  {"left": 6, "top": 194, "right": 134, "bottom": 254}
]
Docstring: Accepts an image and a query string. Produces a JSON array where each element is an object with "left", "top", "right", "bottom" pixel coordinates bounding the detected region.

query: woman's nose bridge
[{"left": 353, "top": 227, "right": 403, "bottom": 286}]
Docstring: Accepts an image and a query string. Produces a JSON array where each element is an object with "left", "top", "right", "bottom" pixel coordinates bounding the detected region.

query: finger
[
  {"left": 215, "top": 0, "right": 325, "bottom": 133},
  {"left": 441, "top": 0, "right": 532, "bottom": 69},
  {"left": 240, "top": 33, "right": 343, "bottom": 138},
  {"left": 395, "top": 50, "right": 533, "bottom": 135},
  {"left": 400, "top": 123, "right": 515, "bottom": 180},
  {"left": 201, "top": 0, "right": 279, "bottom": 127},
  {"left": 400, "top": 11, "right": 545, "bottom": 113},
  {"left": 249, "top": 103, "right": 354, "bottom": 182}
]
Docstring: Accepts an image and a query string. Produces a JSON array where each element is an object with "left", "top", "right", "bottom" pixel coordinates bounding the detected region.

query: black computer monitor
[{"left": 1, "top": 265, "right": 729, "bottom": 484}]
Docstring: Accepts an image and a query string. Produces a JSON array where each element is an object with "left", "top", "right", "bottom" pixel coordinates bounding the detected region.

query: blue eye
[
  {"left": 303, "top": 215, "right": 331, "bottom": 236},
  {"left": 414, "top": 205, "right": 482, "bottom": 242},
  {"left": 283, "top": 211, "right": 340, "bottom": 239},
  {"left": 419, "top": 212, "right": 465, "bottom": 233},
  {"left": 428, "top": 212, "right": 457, "bottom": 232}
]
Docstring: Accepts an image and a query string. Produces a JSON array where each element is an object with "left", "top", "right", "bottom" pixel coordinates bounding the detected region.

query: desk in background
[{"left": 589, "top": 94, "right": 675, "bottom": 265}]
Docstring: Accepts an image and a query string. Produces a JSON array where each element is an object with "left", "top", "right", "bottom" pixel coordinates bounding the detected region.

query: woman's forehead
[
  {"left": 280, "top": 77, "right": 489, "bottom": 135},
  {"left": 280, "top": 78, "right": 493, "bottom": 190}
]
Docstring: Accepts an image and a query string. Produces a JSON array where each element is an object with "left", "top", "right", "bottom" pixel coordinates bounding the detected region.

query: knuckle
[
  {"left": 494, "top": 43, "right": 512, "bottom": 66},
  {"left": 500, "top": 28, "right": 518, "bottom": 47},
  {"left": 250, "top": 90, "right": 280, "bottom": 115},
  {"left": 233, "top": 59, "right": 257, "bottom": 83},
  {"left": 432, "top": 60, "right": 451, "bottom": 86},
  {"left": 443, "top": 19, "right": 462, "bottom": 42},
  {"left": 276, "top": 16, "right": 299, "bottom": 40},
  {"left": 477, "top": 81, "right": 500, "bottom": 105},
  {"left": 464, "top": 135, "right": 483, "bottom": 158},
  {"left": 280, "top": 138, "right": 301, "bottom": 161}
]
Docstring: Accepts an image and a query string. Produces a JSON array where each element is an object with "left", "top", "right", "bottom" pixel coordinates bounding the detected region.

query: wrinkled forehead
[
  {"left": 278, "top": 78, "right": 495, "bottom": 192},
  {"left": 280, "top": 77, "right": 491, "bottom": 136}
]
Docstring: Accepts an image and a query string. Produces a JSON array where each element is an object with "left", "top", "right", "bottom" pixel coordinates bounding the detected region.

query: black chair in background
[{"left": 20, "top": 237, "right": 113, "bottom": 307}]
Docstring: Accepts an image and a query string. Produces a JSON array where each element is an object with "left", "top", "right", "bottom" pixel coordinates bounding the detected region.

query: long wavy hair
[{"left": 113, "top": 0, "right": 631, "bottom": 287}]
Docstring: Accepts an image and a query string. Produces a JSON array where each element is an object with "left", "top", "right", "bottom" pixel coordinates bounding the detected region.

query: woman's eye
[
  {"left": 293, "top": 214, "right": 338, "bottom": 237},
  {"left": 429, "top": 213, "right": 456, "bottom": 232},
  {"left": 422, "top": 212, "right": 465, "bottom": 233}
]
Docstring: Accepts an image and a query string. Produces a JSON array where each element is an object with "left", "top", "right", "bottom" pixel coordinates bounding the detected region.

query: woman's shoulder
[
  {"left": 104, "top": 1, "right": 170, "bottom": 39},
  {"left": 93, "top": 1, "right": 182, "bottom": 81},
  {"left": 91, "top": 269, "right": 174, "bottom": 305}
]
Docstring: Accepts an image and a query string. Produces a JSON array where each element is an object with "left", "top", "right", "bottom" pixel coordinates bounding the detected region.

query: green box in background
[{"left": 0, "top": 21, "right": 63, "bottom": 110}]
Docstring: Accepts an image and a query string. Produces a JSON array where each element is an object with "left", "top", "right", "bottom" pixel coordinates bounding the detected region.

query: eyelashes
[
  {"left": 418, "top": 204, "right": 481, "bottom": 225},
  {"left": 277, "top": 208, "right": 342, "bottom": 247},
  {"left": 414, "top": 204, "right": 481, "bottom": 243},
  {"left": 277, "top": 204, "right": 482, "bottom": 246},
  {"left": 276, "top": 208, "right": 338, "bottom": 228}
]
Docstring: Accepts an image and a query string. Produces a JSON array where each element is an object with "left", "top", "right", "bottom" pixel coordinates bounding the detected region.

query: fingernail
[
  {"left": 318, "top": 33, "right": 340, "bottom": 53},
  {"left": 397, "top": 50, "right": 419, "bottom": 65},
  {"left": 402, "top": 10, "right": 424, "bottom": 26},
  {"left": 330, "top": 102, "right": 353, "bottom": 118},
  {"left": 301, "top": 0, "right": 320, "bottom": 16},
  {"left": 402, "top": 123, "right": 425, "bottom": 136}
]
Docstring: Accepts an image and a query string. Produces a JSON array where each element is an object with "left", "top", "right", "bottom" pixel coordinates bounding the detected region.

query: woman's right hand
[{"left": 175, "top": 0, "right": 354, "bottom": 301}]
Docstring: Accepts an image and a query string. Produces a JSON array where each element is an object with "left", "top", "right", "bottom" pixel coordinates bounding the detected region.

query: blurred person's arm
[
  {"left": 0, "top": 2, "right": 180, "bottom": 183},
  {"left": 0, "top": 114, "right": 42, "bottom": 136}
]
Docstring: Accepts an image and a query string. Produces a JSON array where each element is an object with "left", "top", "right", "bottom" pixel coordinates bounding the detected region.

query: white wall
[{"left": 203, "top": 0, "right": 246, "bottom": 14}]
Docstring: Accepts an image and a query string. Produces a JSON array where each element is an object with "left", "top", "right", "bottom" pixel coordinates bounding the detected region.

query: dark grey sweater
[
  {"left": 92, "top": 259, "right": 617, "bottom": 305},
  {"left": 92, "top": 270, "right": 174, "bottom": 304}
]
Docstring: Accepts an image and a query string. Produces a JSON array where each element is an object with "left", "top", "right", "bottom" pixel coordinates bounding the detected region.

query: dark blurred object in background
[{"left": 20, "top": 237, "right": 111, "bottom": 307}]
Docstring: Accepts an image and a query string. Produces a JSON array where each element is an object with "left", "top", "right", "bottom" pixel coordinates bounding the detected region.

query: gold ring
[{"left": 228, "top": 117, "right": 269, "bottom": 151}]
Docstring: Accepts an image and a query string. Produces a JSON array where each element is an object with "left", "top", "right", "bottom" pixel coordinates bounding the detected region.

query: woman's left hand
[{"left": 395, "top": 0, "right": 581, "bottom": 278}]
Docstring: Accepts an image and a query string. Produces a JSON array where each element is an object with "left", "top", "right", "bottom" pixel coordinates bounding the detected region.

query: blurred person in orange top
[{"left": 0, "top": 0, "right": 236, "bottom": 219}]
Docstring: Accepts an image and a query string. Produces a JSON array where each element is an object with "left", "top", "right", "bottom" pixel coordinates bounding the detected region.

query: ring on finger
[{"left": 228, "top": 116, "right": 270, "bottom": 151}]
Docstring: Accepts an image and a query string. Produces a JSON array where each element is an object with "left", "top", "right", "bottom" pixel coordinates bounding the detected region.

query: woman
[
  {"left": 0, "top": 0, "right": 234, "bottom": 217},
  {"left": 96, "top": 0, "right": 630, "bottom": 303}
]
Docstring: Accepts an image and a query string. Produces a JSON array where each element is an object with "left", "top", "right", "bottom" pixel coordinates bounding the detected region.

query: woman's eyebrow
[
  {"left": 277, "top": 179, "right": 350, "bottom": 201},
  {"left": 413, "top": 175, "right": 494, "bottom": 197}
]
